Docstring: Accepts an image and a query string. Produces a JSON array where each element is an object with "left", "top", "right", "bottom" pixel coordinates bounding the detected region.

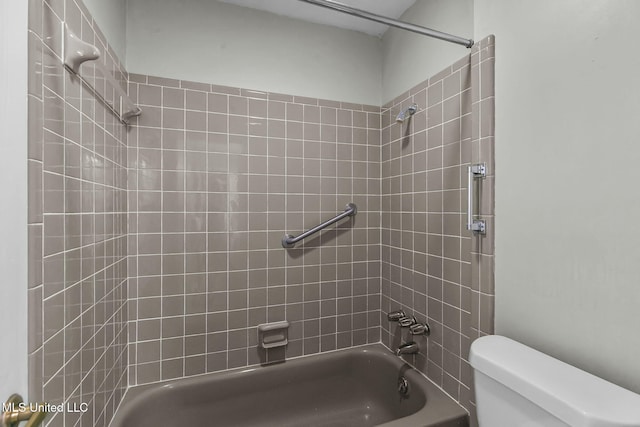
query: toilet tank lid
[{"left": 469, "top": 335, "right": 640, "bottom": 427}]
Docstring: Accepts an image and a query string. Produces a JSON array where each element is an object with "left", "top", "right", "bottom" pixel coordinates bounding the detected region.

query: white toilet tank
[{"left": 469, "top": 335, "right": 640, "bottom": 427}]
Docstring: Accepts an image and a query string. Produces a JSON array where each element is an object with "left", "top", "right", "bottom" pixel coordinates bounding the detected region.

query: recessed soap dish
[{"left": 258, "top": 321, "right": 290, "bottom": 349}]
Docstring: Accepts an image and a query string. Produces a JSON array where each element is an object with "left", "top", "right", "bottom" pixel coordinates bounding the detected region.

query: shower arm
[{"left": 298, "top": 0, "right": 474, "bottom": 48}]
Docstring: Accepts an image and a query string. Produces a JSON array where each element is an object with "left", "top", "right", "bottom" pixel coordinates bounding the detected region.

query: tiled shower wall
[
  {"left": 126, "top": 75, "right": 382, "bottom": 385},
  {"left": 26, "top": 0, "right": 493, "bottom": 422},
  {"left": 380, "top": 36, "right": 495, "bottom": 419},
  {"left": 28, "top": 1, "right": 129, "bottom": 426}
]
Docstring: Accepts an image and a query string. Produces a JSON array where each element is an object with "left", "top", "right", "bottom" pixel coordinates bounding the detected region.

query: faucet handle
[
  {"left": 387, "top": 310, "right": 406, "bottom": 321},
  {"left": 410, "top": 322, "right": 430, "bottom": 336},
  {"left": 398, "top": 316, "right": 417, "bottom": 327}
]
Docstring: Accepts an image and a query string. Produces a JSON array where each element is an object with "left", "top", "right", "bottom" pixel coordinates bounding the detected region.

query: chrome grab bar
[
  {"left": 282, "top": 203, "right": 357, "bottom": 248},
  {"left": 467, "top": 163, "right": 487, "bottom": 234}
]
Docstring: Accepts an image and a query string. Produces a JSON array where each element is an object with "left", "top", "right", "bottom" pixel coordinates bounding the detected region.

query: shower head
[{"left": 396, "top": 104, "right": 418, "bottom": 123}]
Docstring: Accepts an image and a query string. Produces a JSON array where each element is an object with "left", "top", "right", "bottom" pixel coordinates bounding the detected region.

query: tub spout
[{"left": 396, "top": 342, "right": 419, "bottom": 356}]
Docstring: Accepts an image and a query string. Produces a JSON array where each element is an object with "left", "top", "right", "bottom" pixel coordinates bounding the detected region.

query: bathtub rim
[{"left": 110, "top": 343, "right": 468, "bottom": 427}]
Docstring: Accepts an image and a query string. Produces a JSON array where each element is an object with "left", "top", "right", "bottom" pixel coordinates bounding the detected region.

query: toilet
[{"left": 469, "top": 335, "right": 640, "bottom": 427}]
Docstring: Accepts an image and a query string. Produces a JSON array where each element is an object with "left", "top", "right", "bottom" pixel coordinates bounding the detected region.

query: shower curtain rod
[{"left": 298, "top": 0, "right": 474, "bottom": 48}]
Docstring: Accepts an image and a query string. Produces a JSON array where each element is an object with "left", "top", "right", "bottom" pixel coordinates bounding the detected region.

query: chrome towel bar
[{"left": 282, "top": 203, "right": 357, "bottom": 248}]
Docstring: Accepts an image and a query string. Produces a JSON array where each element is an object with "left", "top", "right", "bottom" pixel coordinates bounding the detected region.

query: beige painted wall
[
  {"left": 83, "top": 0, "right": 127, "bottom": 62},
  {"left": 0, "top": 0, "right": 28, "bottom": 400},
  {"left": 381, "top": 0, "right": 473, "bottom": 104},
  {"left": 125, "top": 0, "right": 382, "bottom": 105},
  {"left": 475, "top": 0, "right": 640, "bottom": 393}
]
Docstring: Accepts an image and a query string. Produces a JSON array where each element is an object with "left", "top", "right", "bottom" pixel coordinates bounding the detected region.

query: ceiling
[{"left": 217, "top": 0, "right": 417, "bottom": 37}]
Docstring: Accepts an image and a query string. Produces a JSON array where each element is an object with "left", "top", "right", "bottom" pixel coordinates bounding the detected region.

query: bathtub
[{"left": 110, "top": 344, "right": 468, "bottom": 427}]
